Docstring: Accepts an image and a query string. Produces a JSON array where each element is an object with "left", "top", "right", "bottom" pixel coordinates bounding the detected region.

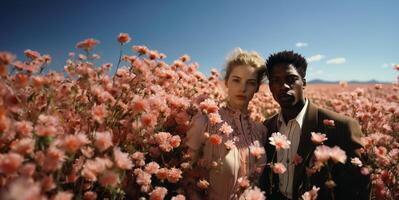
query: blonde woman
[{"left": 186, "top": 48, "right": 267, "bottom": 199}]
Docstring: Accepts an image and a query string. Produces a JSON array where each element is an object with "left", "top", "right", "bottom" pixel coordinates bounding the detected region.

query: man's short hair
[{"left": 265, "top": 50, "right": 308, "bottom": 78}]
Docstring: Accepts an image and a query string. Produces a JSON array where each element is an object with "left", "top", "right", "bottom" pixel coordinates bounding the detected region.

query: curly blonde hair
[{"left": 223, "top": 48, "right": 266, "bottom": 84}]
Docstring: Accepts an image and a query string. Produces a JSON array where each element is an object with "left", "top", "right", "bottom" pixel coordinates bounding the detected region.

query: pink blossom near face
[
  {"left": 207, "top": 112, "right": 223, "bottom": 125},
  {"left": 269, "top": 132, "right": 291, "bottom": 150},
  {"left": 219, "top": 122, "right": 233, "bottom": 136},
  {"left": 310, "top": 132, "right": 328, "bottom": 145},
  {"left": 199, "top": 99, "right": 219, "bottom": 114}
]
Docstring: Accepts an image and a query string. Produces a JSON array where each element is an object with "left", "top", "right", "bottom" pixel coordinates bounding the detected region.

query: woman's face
[{"left": 225, "top": 65, "right": 259, "bottom": 110}]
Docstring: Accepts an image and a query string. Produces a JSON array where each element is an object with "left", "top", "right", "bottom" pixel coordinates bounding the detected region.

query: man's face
[{"left": 268, "top": 63, "right": 306, "bottom": 109}]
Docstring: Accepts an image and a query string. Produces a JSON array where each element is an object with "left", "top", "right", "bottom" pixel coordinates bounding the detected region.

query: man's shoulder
[{"left": 263, "top": 113, "right": 278, "bottom": 126}]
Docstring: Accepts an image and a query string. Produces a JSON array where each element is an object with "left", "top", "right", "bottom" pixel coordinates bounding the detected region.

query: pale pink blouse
[{"left": 186, "top": 106, "right": 267, "bottom": 200}]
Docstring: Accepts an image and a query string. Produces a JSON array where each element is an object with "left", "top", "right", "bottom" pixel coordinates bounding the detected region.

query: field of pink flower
[{"left": 0, "top": 34, "right": 397, "bottom": 200}]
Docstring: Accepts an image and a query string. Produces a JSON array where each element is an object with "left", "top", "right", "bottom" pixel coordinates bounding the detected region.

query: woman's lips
[{"left": 236, "top": 95, "right": 246, "bottom": 100}]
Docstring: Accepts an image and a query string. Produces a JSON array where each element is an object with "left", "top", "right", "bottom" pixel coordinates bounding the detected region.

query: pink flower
[
  {"left": 91, "top": 104, "right": 108, "bottom": 124},
  {"left": 167, "top": 168, "right": 182, "bottom": 183},
  {"left": 132, "top": 151, "right": 145, "bottom": 167},
  {"left": 43, "top": 147, "right": 65, "bottom": 172},
  {"left": 0, "top": 152, "right": 24, "bottom": 174},
  {"left": 133, "top": 99, "right": 149, "bottom": 113},
  {"left": 156, "top": 167, "right": 169, "bottom": 180},
  {"left": 145, "top": 162, "right": 160, "bottom": 174},
  {"left": 330, "top": 146, "right": 347, "bottom": 164},
  {"left": 197, "top": 179, "right": 210, "bottom": 189},
  {"left": 62, "top": 134, "right": 89, "bottom": 153},
  {"left": 0, "top": 178, "right": 41, "bottom": 200},
  {"left": 134, "top": 169, "right": 152, "bottom": 186},
  {"left": 42, "top": 175, "right": 56, "bottom": 191},
  {"left": 10, "top": 138, "right": 34, "bottom": 155},
  {"left": 179, "top": 54, "right": 191, "bottom": 62},
  {"left": 117, "top": 33, "right": 131, "bottom": 44},
  {"left": 314, "top": 145, "right": 331, "bottom": 163},
  {"left": 53, "top": 191, "right": 73, "bottom": 200},
  {"left": 219, "top": 122, "right": 233, "bottom": 136},
  {"left": 76, "top": 38, "right": 99, "bottom": 51},
  {"left": 150, "top": 186, "right": 168, "bottom": 200},
  {"left": 83, "top": 191, "right": 97, "bottom": 200},
  {"left": 199, "top": 99, "right": 219, "bottom": 114},
  {"left": 239, "top": 186, "right": 266, "bottom": 200},
  {"left": 301, "top": 186, "right": 320, "bottom": 200},
  {"left": 323, "top": 119, "right": 335, "bottom": 127},
  {"left": 269, "top": 132, "right": 291, "bottom": 150},
  {"left": 94, "top": 131, "right": 113, "bottom": 152},
  {"left": 208, "top": 112, "right": 222, "bottom": 125},
  {"left": 238, "top": 176, "right": 250, "bottom": 188},
  {"left": 132, "top": 45, "right": 149, "bottom": 55},
  {"left": 224, "top": 139, "right": 235, "bottom": 150},
  {"left": 171, "top": 194, "right": 186, "bottom": 200},
  {"left": 14, "top": 121, "right": 33, "bottom": 137},
  {"left": 35, "top": 125, "right": 57, "bottom": 137},
  {"left": 99, "top": 170, "right": 120, "bottom": 187},
  {"left": 249, "top": 140, "right": 265, "bottom": 159},
  {"left": 351, "top": 157, "right": 363, "bottom": 167},
  {"left": 141, "top": 113, "right": 158, "bottom": 128},
  {"left": 24, "top": 49, "right": 41, "bottom": 60},
  {"left": 310, "top": 132, "right": 328, "bottom": 145},
  {"left": 0, "top": 51, "right": 16, "bottom": 67},
  {"left": 272, "top": 163, "right": 287, "bottom": 174},
  {"left": 169, "top": 135, "right": 181, "bottom": 148},
  {"left": 113, "top": 147, "right": 132, "bottom": 170},
  {"left": 209, "top": 134, "right": 222, "bottom": 145}
]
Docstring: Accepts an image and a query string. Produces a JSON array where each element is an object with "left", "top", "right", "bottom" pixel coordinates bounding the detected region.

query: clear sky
[{"left": 1, "top": 0, "right": 398, "bottom": 82}]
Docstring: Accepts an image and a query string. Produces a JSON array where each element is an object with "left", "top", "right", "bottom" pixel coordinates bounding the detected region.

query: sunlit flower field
[{"left": 0, "top": 33, "right": 398, "bottom": 200}]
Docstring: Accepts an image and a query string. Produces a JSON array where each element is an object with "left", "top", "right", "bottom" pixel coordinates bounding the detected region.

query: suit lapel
[{"left": 292, "top": 102, "right": 319, "bottom": 198}]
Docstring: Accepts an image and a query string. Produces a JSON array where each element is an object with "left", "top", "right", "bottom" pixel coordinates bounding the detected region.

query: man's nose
[{"left": 280, "top": 82, "right": 290, "bottom": 91}]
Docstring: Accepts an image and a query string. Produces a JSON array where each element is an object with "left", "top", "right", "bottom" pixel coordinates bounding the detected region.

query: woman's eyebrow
[{"left": 231, "top": 75, "right": 241, "bottom": 79}]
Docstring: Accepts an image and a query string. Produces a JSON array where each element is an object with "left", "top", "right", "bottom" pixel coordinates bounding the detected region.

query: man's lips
[{"left": 278, "top": 93, "right": 293, "bottom": 101}]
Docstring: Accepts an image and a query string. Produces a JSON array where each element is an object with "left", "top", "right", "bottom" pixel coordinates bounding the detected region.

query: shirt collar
[{"left": 277, "top": 99, "right": 309, "bottom": 129}]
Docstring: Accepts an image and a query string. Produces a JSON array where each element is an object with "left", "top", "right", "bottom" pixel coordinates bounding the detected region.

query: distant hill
[{"left": 308, "top": 79, "right": 390, "bottom": 84}]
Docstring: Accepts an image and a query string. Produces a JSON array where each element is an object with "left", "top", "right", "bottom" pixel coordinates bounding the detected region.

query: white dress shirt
[{"left": 276, "top": 99, "right": 309, "bottom": 199}]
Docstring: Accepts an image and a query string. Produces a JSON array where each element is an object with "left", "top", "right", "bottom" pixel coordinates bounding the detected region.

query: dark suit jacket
[{"left": 259, "top": 101, "right": 371, "bottom": 200}]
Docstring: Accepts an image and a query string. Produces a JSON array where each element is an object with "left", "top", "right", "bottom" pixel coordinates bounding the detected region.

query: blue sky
[{"left": 1, "top": 0, "right": 398, "bottom": 82}]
